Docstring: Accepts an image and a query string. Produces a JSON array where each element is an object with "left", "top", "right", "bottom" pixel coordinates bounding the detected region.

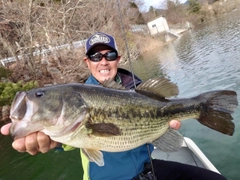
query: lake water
[
  {"left": 123, "top": 9, "right": 240, "bottom": 180},
  {"left": 1, "top": 9, "right": 240, "bottom": 180}
]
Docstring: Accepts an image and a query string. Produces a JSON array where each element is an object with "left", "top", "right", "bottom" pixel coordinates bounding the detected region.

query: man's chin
[
  {"left": 98, "top": 74, "right": 112, "bottom": 79},
  {"left": 99, "top": 76, "right": 113, "bottom": 82}
]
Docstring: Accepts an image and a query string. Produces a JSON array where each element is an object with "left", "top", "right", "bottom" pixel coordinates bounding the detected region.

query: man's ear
[
  {"left": 116, "top": 56, "right": 121, "bottom": 63},
  {"left": 84, "top": 57, "right": 90, "bottom": 68}
]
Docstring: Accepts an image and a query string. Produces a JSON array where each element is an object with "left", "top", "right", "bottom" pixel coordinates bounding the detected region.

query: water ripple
[{"left": 126, "top": 9, "right": 240, "bottom": 180}]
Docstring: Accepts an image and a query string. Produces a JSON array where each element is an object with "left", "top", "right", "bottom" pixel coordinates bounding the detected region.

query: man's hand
[{"left": 1, "top": 123, "right": 59, "bottom": 155}]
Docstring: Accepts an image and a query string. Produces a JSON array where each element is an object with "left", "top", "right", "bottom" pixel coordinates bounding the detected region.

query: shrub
[{"left": 0, "top": 81, "right": 38, "bottom": 106}]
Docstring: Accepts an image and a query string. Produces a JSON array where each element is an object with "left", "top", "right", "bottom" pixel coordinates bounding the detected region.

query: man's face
[{"left": 84, "top": 46, "right": 120, "bottom": 83}]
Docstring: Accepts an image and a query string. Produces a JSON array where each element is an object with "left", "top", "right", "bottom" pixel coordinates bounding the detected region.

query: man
[{"left": 1, "top": 32, "right": 226, "bottom": 180}]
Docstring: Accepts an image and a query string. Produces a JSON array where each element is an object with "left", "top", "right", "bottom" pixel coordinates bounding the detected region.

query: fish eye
[{"left": 35, "top": 91, "right": 44, "bottom": 97}]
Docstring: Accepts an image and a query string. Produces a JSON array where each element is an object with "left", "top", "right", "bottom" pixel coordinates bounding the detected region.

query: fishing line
[
  {"left": 116, "top": 1, "right": 156, "bottom": 178},
  {"left": 146, "top": 143, "right": 157, "bottom": 180},
  {"left": 116, "top": 0, "right": 136, "bottom": 89}
]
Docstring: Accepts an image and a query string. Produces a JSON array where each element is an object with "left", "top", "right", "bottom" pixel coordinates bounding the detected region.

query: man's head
[{"left": 84, "top": 32, "right": 121, "bottom": 83}]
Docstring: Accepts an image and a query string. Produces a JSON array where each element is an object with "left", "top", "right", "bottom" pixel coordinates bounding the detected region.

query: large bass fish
[{"left": 9, "top": 78, "right": 238, "bottom": 166}]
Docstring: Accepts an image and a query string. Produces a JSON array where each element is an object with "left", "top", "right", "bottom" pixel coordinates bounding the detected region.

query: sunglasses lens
[
  {"left": 105, "top": 52, "right": 117, "bottom": 61},
  {"left": 89, "top": 52, "right": 102, "bottom": 62}
]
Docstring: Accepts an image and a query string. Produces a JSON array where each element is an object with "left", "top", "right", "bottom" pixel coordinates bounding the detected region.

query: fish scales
[
  {"left": 51, "top": 86, "right": 170, "bottom": 150},
  {"left": 64, "top": 88, "right": 202, "bottom": 151}
]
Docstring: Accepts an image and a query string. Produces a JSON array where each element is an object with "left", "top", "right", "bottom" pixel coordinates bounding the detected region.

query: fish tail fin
[{"left": 196, "top": 90, "right": 238, "bottom": 136}]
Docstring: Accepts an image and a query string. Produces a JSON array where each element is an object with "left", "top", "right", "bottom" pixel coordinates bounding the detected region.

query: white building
[{"left": 147, "top": 16, "right": 169, "bottom": 36}]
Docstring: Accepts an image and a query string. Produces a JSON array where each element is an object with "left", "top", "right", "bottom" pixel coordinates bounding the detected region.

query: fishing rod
[
  {"left": 116, "top": 0, "right": 137, "bottom": 89},
  {"left": 116, "top": 1, "right": 156, "bottom": 180}
]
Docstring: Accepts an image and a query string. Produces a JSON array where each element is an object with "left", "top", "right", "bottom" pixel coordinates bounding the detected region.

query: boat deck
[{"left": 152, "top": 137, "right": 220, "bottom": 174}]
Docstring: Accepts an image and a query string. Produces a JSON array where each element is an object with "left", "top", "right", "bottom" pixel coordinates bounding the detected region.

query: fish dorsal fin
[
  {"left": 135, "top": 78, "right": 179, "bottom": 100},
  {"left": 86, "top": 122, "right": 122, "bottom": 137},
  {"left": 152, "top": 128, "right": 183, "bottom": 152},
  {"left": 101, "top": 79, "right": 126, "bottom": 90},
  {"left": 81, "top": 148, "right": 104, "bottom": 166}
]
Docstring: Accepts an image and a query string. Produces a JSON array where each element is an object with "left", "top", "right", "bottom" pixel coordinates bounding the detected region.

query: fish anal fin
[
  {"left": 86, "top": 122, "right": 121, "bottom": 137},
  {"left": 152, "top": 128, "right": 183, "bottom": 152},
  {"left": 81, "top": 149, "right": 104, "bottom": 166},
  {"left": 135, "top": 78, "right": 179, "bottom": 100}
]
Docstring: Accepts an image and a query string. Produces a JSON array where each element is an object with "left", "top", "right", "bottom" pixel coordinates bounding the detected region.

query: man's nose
[{"left": 100, "top": 57, "right": 109, "bottom": 64}]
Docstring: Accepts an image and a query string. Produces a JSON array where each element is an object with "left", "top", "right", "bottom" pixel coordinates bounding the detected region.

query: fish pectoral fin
[
  {"left": 135, "top": 77, "right": 179, "bottom": 100},
  {"left": 152, "top": 128, "right": 183, "bottom": 152},
  {"left": 81, "top": 148, "right": 104, "bottom": 166},
  {"left": 86, "top": 122, "right": 121, "bottom": 137}
]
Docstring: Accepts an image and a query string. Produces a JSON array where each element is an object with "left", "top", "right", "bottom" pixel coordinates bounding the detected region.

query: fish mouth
[
  {"left": 9, "top": 90, "right": 87, "bottom": 140},
  {"left": 9, "top": 91, "right": 43, "bottom": 139},
  {"left": 10, "top": 91, "right": 27, "bottom": 120},
  {"left": 10, "top": 121, "right": 44, "bottom": 140}
]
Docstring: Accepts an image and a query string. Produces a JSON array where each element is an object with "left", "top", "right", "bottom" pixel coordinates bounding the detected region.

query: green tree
[
  {"left": 188, "top": 0, "right": 201, "bottom": 14},
  {"left": 0, "top": 81, "right": 38, "bottom": 106},
  {"left": 0, "top": 67, "right": 12, "bottom": 79}
]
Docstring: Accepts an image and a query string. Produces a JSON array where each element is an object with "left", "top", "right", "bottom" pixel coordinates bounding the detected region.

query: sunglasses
[{"left": 88, "top": 51, "right": 118, "bottom": 62}]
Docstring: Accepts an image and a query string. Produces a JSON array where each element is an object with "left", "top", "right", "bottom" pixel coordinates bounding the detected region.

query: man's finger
[
  {"left": 1, "top": 123, "right": 12, "bottom": 135},
  {"left": 12, "top": 138, "right": 27, "bottom": 152},
  {"left": 169, "top": 120, "right": 181, "bottom": 130},
  {"left": 37, "top": 132, "right": 51, "bottom": 153},
  {"left": 25, "top": 133, "right": 39, "bottom": 155}
]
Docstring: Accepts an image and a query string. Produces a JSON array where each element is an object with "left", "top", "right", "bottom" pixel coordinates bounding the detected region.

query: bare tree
[{"left": 0, "top": 0, "right": 147, "bottom": 82}]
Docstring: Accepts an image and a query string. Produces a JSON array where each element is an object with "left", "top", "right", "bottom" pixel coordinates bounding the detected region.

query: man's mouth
[{"left": 99, "top": 69, "right": 110, "bottom": 74}]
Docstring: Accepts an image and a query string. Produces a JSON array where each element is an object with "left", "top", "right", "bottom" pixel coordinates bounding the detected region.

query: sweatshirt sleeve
[{"left": 62, "top": 144, "right": 76, "bottom": 151}]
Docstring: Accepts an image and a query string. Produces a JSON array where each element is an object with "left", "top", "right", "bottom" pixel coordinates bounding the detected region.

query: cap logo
[{"left": 89, "top": 34, "right": 110, "bottom": 45}]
